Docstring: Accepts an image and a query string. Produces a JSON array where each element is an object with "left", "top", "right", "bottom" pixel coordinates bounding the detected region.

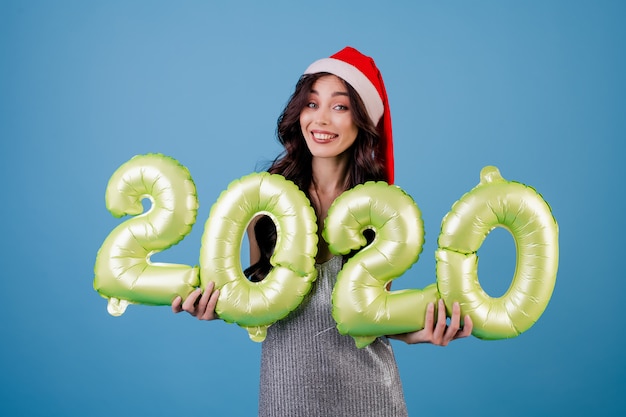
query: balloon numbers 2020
[{"left": 94, "top": 154, "right": 558, "bottom": 347}]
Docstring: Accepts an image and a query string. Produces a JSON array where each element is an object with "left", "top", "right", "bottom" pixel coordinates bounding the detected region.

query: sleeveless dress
[{"left": 258, "top": 256, "right": 408, "bottom": 417}]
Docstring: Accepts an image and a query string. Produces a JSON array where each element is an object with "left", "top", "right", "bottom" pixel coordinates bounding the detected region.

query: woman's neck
[
  {"left": 310, "top": 156, "right": 349, "bottom": 194},
  {"left": 310, "top": 156, "right": 350, "bottom": 263}
]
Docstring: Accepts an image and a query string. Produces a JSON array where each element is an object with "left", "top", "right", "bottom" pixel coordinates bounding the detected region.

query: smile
[{"left": 311, "top": 131, "right": 338, "bottom": 141}]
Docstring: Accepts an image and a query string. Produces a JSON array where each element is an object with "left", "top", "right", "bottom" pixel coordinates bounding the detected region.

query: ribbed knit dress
[{"left": 258, "top": 255, "right": 408, "bottom": 417}]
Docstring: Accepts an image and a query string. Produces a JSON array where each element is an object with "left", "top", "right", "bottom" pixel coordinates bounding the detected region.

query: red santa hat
[{"left": 304, "top": 46, "right": 394, "bottom": 184}]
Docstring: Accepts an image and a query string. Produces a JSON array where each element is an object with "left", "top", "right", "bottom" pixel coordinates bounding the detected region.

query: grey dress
[{"left": 259, "top": 256, "right": 408, "bottom": 417}]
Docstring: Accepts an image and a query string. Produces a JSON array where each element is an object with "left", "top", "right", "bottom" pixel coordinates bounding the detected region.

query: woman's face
[{"left": 299, "top": 75, "right": 359, "bottom": 160}]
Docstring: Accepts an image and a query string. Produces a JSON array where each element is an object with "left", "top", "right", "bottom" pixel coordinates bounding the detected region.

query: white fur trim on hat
[{"left": 304, "top": 57, "right": 384, "bottom": 125}]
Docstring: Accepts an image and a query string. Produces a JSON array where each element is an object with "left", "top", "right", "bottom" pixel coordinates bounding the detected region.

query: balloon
[
  {"left": 94, "top": 155, "right": 557, "bottom": 345},
  {"left": 93, "top": 154, "right": 200, "bottom": 316},
  {"left": 200, "top": 172, "right": 318, "bottom": 342},
  {"left": 324, "top": 181, "right": 438, "bottom": 348},
  {"left": 436, "top": 166, "right": 559, "bottom": 339}
]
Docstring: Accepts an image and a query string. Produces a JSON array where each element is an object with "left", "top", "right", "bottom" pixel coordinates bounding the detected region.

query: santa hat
[{"left": 304, "top": 46, "right": 394, "bottom": 184}]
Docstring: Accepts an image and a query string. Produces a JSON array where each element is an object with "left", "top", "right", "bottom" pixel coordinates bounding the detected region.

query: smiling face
[{"left": 299, "top": 75, "right": 359, "bottom": 161}]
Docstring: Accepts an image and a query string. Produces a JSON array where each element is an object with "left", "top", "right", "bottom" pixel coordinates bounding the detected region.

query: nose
[{"left": 315, "top": 107, "right": 330, "bottom": 125}]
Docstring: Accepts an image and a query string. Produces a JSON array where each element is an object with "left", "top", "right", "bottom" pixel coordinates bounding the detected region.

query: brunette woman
[{"left": 173, "top": 47, "right": 472, "bottom": 417}]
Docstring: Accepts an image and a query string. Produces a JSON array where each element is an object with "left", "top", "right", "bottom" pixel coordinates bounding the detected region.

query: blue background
[{"left": 1, "top": 1, "right": 624, "bottom": 416}]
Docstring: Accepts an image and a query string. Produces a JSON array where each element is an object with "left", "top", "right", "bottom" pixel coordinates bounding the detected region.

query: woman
[{"left": 173, "top": 47, "right": 473, "bottom": 416}]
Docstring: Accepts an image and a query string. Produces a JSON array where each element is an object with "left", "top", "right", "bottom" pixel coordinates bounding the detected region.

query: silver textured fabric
[{"left": 259, "top": 256, "right": 408, "bottom": 417}]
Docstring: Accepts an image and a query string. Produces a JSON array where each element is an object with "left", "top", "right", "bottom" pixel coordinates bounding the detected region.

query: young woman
[{"left": 172, "top": 47, "right": 473, "bottom": 416}]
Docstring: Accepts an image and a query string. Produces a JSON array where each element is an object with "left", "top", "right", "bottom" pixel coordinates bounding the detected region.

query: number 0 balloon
[
  {"left": 200, "top": 172, "right": 318, "bottom": 342},
  {"left": 436, "top": 166, "right": 559, "bottom": 339}
]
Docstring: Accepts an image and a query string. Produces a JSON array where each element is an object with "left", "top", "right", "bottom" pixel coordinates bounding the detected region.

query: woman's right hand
[{"left": 171, "top": 281, "right": 220, "bottom": 321}]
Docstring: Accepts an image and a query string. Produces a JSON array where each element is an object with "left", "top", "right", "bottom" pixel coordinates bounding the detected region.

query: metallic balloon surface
[
  {"left": 200, "top": 172, "right": 318, "bottom": 342},
  {"left": 324, "top": 181, "right": 438, "bottom": 348},
  {"left": 93, "top": 154, "right": 200, "bottom": 315},
  {"left": 436, "top": 166, "right": 559, "bottom": 339}
]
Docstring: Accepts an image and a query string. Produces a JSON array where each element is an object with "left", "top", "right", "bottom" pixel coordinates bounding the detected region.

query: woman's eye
[
  {"left": 334, "top": 104, "right": 349, "bottom": 111},
  {"left": 306, "top": 102, "right": 317, "bottom": 109}
]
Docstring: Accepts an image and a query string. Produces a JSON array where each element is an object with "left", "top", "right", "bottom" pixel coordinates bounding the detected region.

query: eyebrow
[{"left": 310, "top": 89, "right": 349, "bottom": 97}]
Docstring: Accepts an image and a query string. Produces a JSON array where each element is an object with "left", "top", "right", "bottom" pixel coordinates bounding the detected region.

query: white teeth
[{"left": 313, "top": 132, "right": 336, "bottom": 140}]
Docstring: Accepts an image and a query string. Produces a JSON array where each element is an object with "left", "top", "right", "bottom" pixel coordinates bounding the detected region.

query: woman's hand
[
  {"left": 171, "top": 281, "right": 220, "bottom": 321},
  {"left": 389, "top": 299, "right": 473, "bottom": 346}
]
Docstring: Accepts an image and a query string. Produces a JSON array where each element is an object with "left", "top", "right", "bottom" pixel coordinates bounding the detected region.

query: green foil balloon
[
  {"left": 94, "top": 154, "right": 200, "bottom": 316},
  {"left": 200, "top": 172, "right": 318, "bottom": 342},
  {"left": 324, "top": 181, "right": 438, "bottom": 348},
  {"left": 436, "top": 166, "right": 559, "bottom": 339}
]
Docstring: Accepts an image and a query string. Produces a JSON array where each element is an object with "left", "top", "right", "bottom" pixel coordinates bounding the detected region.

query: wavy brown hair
[{"left": 245, "top": 72, "right": 386, "bottom": 281}]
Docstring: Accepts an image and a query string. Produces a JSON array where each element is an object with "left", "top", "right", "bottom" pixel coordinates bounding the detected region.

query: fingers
[
  {"left": 178, "top": 283, "right": 220, "bottom": 321},
  {"left": 411, "top": 302, "right": 435, "bottom": 344},
  {"left": 423, "top": 302, "right": 435, "bottom": 334},
  {"left": 195, "top": 282, "right": 214, "bottom": 316},
  {"left": 432, "top": 299, "right": 448, "bottom": 345},
  {"left": 198, "top": 283, "right": 220, "bottom": 321},
  {"left": 431, "top": 300, "right": 473, "bottom": 346},
  {"left": 441, "top": 301, "right": 462, "bottom": 346},
  {"left": 171, "top": 296, "right": 183, "bottom": 313},
  {"left": 457, "top": 314, "right": 473, "bottom": 338},
  {"left": 182, "top": 288, "right": 203, "bottom": 314}
]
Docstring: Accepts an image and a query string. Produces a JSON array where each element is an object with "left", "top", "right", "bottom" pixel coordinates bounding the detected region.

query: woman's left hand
[{"left": 388, "top": 299, "right": 473, "bottom": 346}]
